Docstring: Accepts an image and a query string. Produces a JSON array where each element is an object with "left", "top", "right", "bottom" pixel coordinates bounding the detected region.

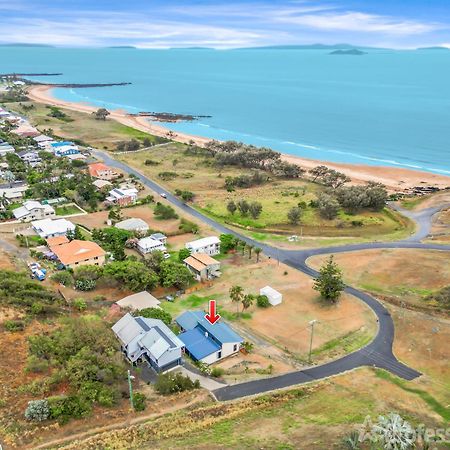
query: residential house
[
  {"left": 50, "top": 141, "right": 80, "bottom": 157},
  {"left": 49, "top": 239, "right": 106, "bottom": 269},
  {"left": 0, "top": 184, "right": 28, "bottom": 202},
  {"left": 11, "top": 124, "right": 40, "bottom": 138},
  {"left": 0, "top": 142, "right": 15, "bottom": 157},
  {"left": 136, "top": 236, "right": 166, "bottom": 255},
  {"left": 150, "top": 232, "right": 167, "bottom": 245},
  {"left": 46, "top": 235, "right": 69, "bottom": 247},
  {"left": 88, "top": 162, "right": 119, "bottom": 180},
  {"left": 13, "top": 200, "right": 55, "bottom": 222},
  {"left": 33, "top": 135, "right": 54, "bottom": 148},
  {"left": 176, "top": 311, "right": 243, "bottom": 364},
  {"left": 112, "top": 313, "right": 183, "bottom": 372},
  {"left": 259, "top": 286, "right": 283, "bottom": 306},
  {"left": 116, "top": 291, "right": 161, "bottom": 311},
  {"left": 32, "top": 218, "right": 75, "bottom": 239},
  {"left": 106, "top": 187, "right": 138, "bottom": 206},
  {"left": 92, "top": 179, "right": 112, "bottom": 190},
  {"left": 115, "top": 218, "right": 149, "bottom": 233},
  {"left": 18, "top": 150, "right": 42, "bottom": 166},
  {"left": 184, "top": 253, "right": 221, "bottom": 281},
  {"left": 185, "top": 236, "right": 220, "bottom": 256}
]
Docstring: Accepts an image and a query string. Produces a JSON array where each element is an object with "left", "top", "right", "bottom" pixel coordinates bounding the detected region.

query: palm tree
[
  {"left": 239, "top": 241, "right": 246, "bottom": 256},
  {"left": 229, "top": 285, "right": 244, "bottom": 316},
  {"left": 247, "top": 244, "right": 254, "bottom": 259},
  {"left": 242, "top": 294, "right": 254, "bottom": 312},
  {"left": 254, "top": 247, "right": 262, "bottom": 263},
  {"left": 372, "top": 413, "right": 415, "bottom": 450}
]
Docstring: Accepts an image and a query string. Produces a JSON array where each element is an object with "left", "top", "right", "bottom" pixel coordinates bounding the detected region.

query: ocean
[{"left": 1, "top": 46, "right": 450, "bottom": 175}]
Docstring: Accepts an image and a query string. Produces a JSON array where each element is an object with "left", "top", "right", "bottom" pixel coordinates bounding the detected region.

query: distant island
[
  {"left": 0, "top": 43, "right": 54, "bottom": 48},
  {"left": 241, "top": 43, "right": 376, "bottom": 51},
  {"left": 107, "top": 46, "right": 137, "bottom": 49},
  {"left": 329, "top": 49, "right": 367, "bottom": 55},
  {"left": 417, "top": 46, "right": 450, "bottom": 51}
]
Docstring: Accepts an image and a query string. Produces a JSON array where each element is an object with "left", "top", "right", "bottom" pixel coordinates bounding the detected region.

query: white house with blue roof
[
  {"left": 50, "top": 141, "right": 80, "bottom": 157},
  {"left": 112, "top": 313, "right": 184, "bottom": 372},
  {"left": 176, "top": 311, "right": 243, "bottom": 365}
]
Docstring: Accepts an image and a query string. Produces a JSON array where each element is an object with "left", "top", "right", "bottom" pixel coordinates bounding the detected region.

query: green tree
[
  {"left": 242, "top": 293, "right": 254, "bottom": 312},
  {"left": 220, "top": 234, "right": 238, "bottom": 253},
  {"left": 246, "top": 244, "right": 254, "bottom": 259},
  {"left": 248, "top": 201, "right": 263, "bottom": 219},
  {"left": 287, "top": 206, "right": 302, "bottom": 225},
  {"left": 178, "top": 248, "right": 191, "bottom": 262},
  {"left": 317, "top": 193, "right": 340, "bottom": 220},
  {"left": 256, "top": 294, "right": 270, "bottom": 308},
  {"left": 104, "top": 260, "right": 159, "bottom": 291},
  {"left": 93, "top": 108, "right": 110, "bottom": 120},
  {"left": 227, "top": 200, "right": 237, "bottom": 215},
  {"left": 254, "top": 247, "right": 262, "bottom": 262},
  {"left": 138, "top": 308, "right": 172, "bottom": 326},
  {"left": 160, "top": 261, "right": 193, "bottom": 289},
  {"left": 313, "top": 256, "right": 345, "bottom": 303},
  {"left": 229, "top": 285, "right": 244, "bottom": 315}
]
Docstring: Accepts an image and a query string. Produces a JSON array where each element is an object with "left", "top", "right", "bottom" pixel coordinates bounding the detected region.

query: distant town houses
[
  {"left": 185, "top": 236, "right": 221, "bottom": 256},
  {"left": 115, "top": 217, "right": 149, "bottom": 233},
  {"left": 176, "top": 311, "right": 243, "bottom": 364},
  {"left": 48, "top": 239, "right": 106, "bottom": 269},
  {"left": 0, "top": 182, "right": 29, "bottom": 202},
  {"left": 112, "top": 313, "right": 184, "bottom": 372},
  {"left": 106, "top": 187, "right": 139, "bottom": 206},
  {"left": 184, "top": 253, "right": 221, "bottom": 281},
  {"left": 88, "top": 162, "right": 119, "bottom": 180},
  {"left": 137, "top": 236, "right": 167, "bottom": 255},
  {"left": 13, "top": 200, "right": 55, "bottom": 222},
  {"left": 32, "top": 218, "right": 76, "bottom": 239},
  {"left": 33, "top": 134, "right": 55, "bottom": 148},
  {"left": 18, "top": 150, "right": 42, "bottom": 166},
  {"left": 0, "top": 140, "right": 15, "bottom": 157}
]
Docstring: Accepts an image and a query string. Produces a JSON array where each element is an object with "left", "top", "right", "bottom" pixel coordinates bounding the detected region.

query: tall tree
[
  {"left": 242, "top": 294, "right": 255, "bottom": 312},
  {"left": 313, "top": 256, "right": 345, "bottom": 303},
  {"left": 227, "top": 200, "right": 237, "bottom": 215},
  {"left": 93, "top": 108, "right": 110, "bottom": 120},
  {"left": 254, "top": 247, "right": 262, "bottom": 263},
  {"left": 229, "top": 285, "right": 244, "bottom": 316},
  {"left": 287, "top": 206, "right": 302, "bottom": 225}
]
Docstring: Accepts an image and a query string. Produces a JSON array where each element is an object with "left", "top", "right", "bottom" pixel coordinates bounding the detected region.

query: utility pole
[
  {"left": 308, "top": 320, "right": 317, "bottom": 363},
  {"left": 127, "top": 369, "right": 135, "bottom": 410}
]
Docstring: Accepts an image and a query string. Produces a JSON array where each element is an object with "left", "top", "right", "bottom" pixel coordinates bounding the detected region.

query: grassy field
[
  {"left": 5, "top": 101, "right": 162, "bottom": 149},
  {"left": 308, "top": 248, "right": 450, "bottom": 310},
  {"left": 55, "top": 203, "right": 85, "bottom": 216}
]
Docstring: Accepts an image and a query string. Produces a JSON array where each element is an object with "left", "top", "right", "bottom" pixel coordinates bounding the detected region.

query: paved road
[{"left": 95, "top": 149, "right": 450, "bottom": 401}]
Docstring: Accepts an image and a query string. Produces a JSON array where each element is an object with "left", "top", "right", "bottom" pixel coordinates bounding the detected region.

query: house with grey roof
[
  {"left": 176, "top": 311, "right": 243, "bottom": 365},
  {"left": 115, "top": 217, "right": 149, "bottom": 233},
  {"left": 112, "top": 313, "right": 183, "bottom": 372}
]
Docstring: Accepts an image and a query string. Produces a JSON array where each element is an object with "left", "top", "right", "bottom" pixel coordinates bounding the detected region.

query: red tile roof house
[{"left": 88, "top": 162, "right": 120, "bottom": 181}]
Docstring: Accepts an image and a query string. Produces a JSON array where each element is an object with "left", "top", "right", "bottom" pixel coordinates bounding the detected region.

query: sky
[{"left": 1, "top": 0, "right": 450, "bottom": 49}]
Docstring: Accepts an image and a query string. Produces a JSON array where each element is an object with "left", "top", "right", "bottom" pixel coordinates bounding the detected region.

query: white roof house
[
  {"left": 185, "top": 236, "right": 221, "bottom": 256},
  {"left": 112, "top": 313, "right": 183, "bottom": 372},
  {"left": 32, "top": 218, "right": 76, "bottom": 238},
  {"left": 106, "top": 187, "right": 138, "bottom": 205},
  {"left": 13, "top": 200, "right": 55, "bottom": 221},
  {"left": 115, "top": 218, "right": 149, "bottom": 233},
  {"left": 137, "top": 236, "right": 166, "bottom": 255},
  {"left": 259, "top": 286, "right": 283, "bottom": 306},
  {"left": 116, "top": 291, "right": 161, "bottom": 311}
]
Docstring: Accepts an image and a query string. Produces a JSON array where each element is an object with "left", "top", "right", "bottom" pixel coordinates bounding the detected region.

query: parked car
[{"left": 160, "top": 193, "right": 167, "bottom": 198}]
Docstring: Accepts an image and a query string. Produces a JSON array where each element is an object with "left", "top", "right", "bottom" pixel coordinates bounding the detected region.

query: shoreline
[{"left": 27, "top": 85, "right": 450, "bottom": 191}]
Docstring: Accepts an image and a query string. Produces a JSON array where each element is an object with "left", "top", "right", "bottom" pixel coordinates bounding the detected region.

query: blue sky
[{"left": 1, "top": 0, "right": 450, "bottom": 49}]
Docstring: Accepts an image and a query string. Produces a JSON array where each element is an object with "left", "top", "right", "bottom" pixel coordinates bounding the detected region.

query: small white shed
[{"left": 259, "top": 286, "right": 283, "bottom": 306}]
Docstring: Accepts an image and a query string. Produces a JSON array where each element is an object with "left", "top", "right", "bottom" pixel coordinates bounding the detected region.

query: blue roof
[
  {"left": 51, "top": 141, "right": 75, "bottom": 147},
  {"left": 178, "top": 327, "right": 221, "bottom": 360},
  {"left": 176, "top": 311, "right": 243, "bottom": 344}
]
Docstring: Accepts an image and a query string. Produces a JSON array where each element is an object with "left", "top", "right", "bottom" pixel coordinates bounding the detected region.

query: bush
[
  {"left": 256, "top": 294, "right": 270, "bottom": 308},
  {"left": 51, "top": 271, "right": 73, "bottom": 286},
  {"left": 25, "top": 399, "right": 50, "bottom": 422},
  {"left": 210, "top": 367, "right": 225, "bottom": 378},
  {"left": 25, "top": 355, "right": 50, "bottom": 373},
  {"left": 73, "top": 298, "right": 87, "bottom": 311},
  {"left": 133, "top": 392, "right": 146, "bottom": 411},
  {"left": 179, "top": 218, "right": 199, "bottom": 234},
  {"left": 154, "top": 372, "right": 200, "bottom": 395},
  {"left": 137, "top": 308, "right": 172, "bottom": 326},
  {"left": 74, "top": 279, "right": 96, "bottom": 291},
  {"left": 4, "top": 319, "right": 25, "bottom": 332},
  {"left": 154, "top": 203, "right": 178, "bottom": 220},
  {"left": 48, "top": 395, "right": 92, "bottom": 423},
  {"left": 178, "top": 248, "right": 191, "bottom": 262}
]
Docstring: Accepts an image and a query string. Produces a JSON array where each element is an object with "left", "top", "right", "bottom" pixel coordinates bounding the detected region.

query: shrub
[
  {"left": 48, "top": 395, "right": 92, "bottom": 423},
  {"left": 25, "top": 399, "right": 50, "bottom": 422},
  {"left": 25, "top": 355, "right": 50, "bottom": 373},
  {"left": 178, "top": 248, "right": 191, "bottom": 262},
  {"left": 158, "top": 171, "right": 178, "bottom": 181},
  {"left": 73, "top": 298, "right": 87, "bottom": 311},
  {"left": 75, "top": 279, "right": 96, "bottom": 291},
  {"left": 154, "top": 372, "right": 200, "bottom": 395},
  {"left": 241, "top": 341, "right": 253, "bottom": 353},
  {"left": 133, "top": 392, "right": 146, "bottom": 411},
  {"left": 154, "top": 203, "right": 178, "bottom": 220},
  {"left": 137, "top": 308, "right": 172, "bottom": 326},
  {"left": 4, "top": 319, "right": 25, "bottom": 332},
  {"left": 210, "top": 367, "right": 225, "bottom": 378},
  {"left": 51, "top": 271, "right": 73, "bottom": 286},
  {"left": 256, "top": 294, "right": 270, "bottom": 308},
  {"left": 179, "top": 218, "right": 199, "bottom": 234}
]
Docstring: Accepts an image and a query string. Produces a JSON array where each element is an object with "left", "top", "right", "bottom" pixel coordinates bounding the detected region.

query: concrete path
[
  {"left": 93, "top": 149, "right": 450, "bottom": 401},
  {"left": 176, "top": 366, "right": 227, "bottom": 391}
]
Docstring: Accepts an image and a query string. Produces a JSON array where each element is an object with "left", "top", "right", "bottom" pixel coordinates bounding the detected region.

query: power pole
[
  {"left": 308, "top": 320, "right": 317, "bottom": 363},
  {"left": 127, "top": 369, "right": 134, "bottom": 410}
]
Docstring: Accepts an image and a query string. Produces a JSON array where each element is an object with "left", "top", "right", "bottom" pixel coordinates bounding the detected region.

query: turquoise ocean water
[{"left": 1, "top": 46, "right": 449, "bottom": 175}]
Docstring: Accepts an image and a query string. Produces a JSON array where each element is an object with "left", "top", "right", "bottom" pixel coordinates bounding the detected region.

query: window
[
  {"left": 233, "top": 344, "right": 238, "bottom": 352},
  {"left": 217, "top": 351, "right": 222, "bottom": 359}
]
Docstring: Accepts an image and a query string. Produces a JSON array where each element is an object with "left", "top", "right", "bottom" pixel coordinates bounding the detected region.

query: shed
[
  {"left": 116, "top": 291, "right": 161, "bottom": 311},
  {"left": 259, "top": 286, "right": 282, "bottom": 306}
]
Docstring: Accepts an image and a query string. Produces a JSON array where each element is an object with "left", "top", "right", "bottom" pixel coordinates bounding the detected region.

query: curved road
[{"left": 94, "top": 149, "right": 450, "bottom": 401}]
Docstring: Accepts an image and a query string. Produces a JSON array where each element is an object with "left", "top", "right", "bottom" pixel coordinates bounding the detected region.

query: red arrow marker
[{"left": 205, "top": 300, "right": 221, "bottom": 325}]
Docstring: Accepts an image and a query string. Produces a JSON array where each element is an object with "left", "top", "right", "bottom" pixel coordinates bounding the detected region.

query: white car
[
  {"left": 163, "top": 252, "right": 171, "bottom": 259},
  {"left": 160, "top": 193, "right": 167, "bottom": 198}
]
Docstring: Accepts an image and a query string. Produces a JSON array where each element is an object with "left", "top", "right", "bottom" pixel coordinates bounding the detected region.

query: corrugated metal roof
[
  {"left": 176, "top": 311, "right": 243, "bottom": 344},
  {"left": 178, "top": 327, "right": 221, "bottom": 360}
]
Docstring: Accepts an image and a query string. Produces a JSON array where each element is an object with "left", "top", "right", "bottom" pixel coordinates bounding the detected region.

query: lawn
[
  {"left": 308, "top": 248, "right": 450, "bottom": 310},
  {"left": 55, "top": 203, "right": 85, "bottom": 216}
]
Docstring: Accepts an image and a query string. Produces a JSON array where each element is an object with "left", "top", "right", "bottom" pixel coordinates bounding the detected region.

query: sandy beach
[{"left": 27, "top": 85, "right": 450, "bottom": 191}]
